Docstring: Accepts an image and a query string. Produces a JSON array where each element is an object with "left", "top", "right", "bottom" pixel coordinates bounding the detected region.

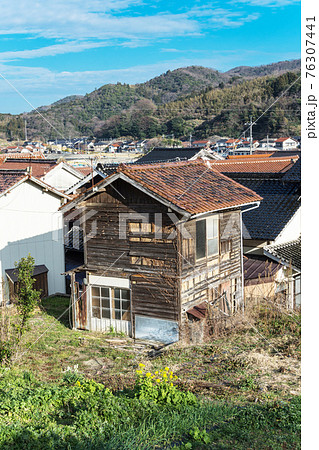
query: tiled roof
[
  {"left": 96, "top": 163, "right": 120, "bottom": 177},
  {"left": 74, "top": 166, "right": 92, "bottom": 176},
  {"left": 229, "top": 177, "right": 300, "bottom": 240},
  {"left": 282, "top": 158, "right": 301, "bottom": 182},
  {"left": 244, "top": 254, "right": 281, "bottom": 286},
  {"left": 0, "top": 159, "right": 57, "bottom": 177},
  {"left": 135, "top": 147, "right": 200, "bottom": 164},
  {"left": 4, "top": 152, "right": 45, "bottom": 159},
  {"left": 275, "top": 137, "right": 293, "bottom": 142},
  {"left": 254, "top": 150, "right": 301, "bottom": 158},
  {"left": 0, "top": 170, "right": 27, "bottom": 194},
  {"left": 118, "top": 160, "right": 262, "bottom": 215},
  {"left": 208, "top": 156, "right": 298, "bottom": 174},
  {"left": 264, "top": 237, "right": 301, "bottom": 271}
]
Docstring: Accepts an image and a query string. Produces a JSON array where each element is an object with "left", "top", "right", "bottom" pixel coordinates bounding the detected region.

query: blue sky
[{"left": 0, "top": 0, "right": 300, "bottom": 114}]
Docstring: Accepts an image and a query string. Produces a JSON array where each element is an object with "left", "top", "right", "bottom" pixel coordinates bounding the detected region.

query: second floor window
[{"left": 196, "top": 216, "right": 219, "bottom": 260}]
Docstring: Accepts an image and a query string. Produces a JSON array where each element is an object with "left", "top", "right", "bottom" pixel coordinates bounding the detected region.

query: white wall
[
  {"left": 42, "top": 164, "right": 82, "bottom": 191},
  {"left": 0, "top": 180, "right": 66, "bottom": 301},
  {"left": 274, "top": 207, "right": 301, "bottom": 245}
]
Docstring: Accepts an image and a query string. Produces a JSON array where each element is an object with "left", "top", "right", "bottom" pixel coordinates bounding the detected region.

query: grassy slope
[{"left": 0, "top": 296, "right": 301, "bottom": 449}]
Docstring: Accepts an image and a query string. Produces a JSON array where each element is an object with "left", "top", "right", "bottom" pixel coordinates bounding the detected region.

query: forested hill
[{"left": 0, "top": 59, "right": 300, "bottom": 140}]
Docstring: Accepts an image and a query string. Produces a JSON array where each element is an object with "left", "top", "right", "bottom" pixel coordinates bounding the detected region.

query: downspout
[{"left": 240, "top": 202, "right": 261, "bottom": 311}]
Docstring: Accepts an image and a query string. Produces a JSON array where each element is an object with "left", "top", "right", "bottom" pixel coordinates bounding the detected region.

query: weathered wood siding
[
  {"left": 81, "top": 179, "right": 179, "bottom": 324},
  {"left": 179, "top": 210, "right": 242, "bottom": 314}
]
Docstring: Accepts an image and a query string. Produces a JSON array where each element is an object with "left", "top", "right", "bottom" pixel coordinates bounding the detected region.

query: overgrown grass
[
  {"left": 0, "top": 296, "right": 301, "bottom": 448},
  {"left": 0, "top": 369, "right": 300, "bottom": 449}
]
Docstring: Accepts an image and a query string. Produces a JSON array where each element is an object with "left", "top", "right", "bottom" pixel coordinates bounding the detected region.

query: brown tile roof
[
  {"left": 227, "top": 154, "right": 274, "bottom": 159},
  {"left": 117, "top": 160, "right": 262, "bottom": 215},
  {"left": 275, "top": 137, "right": 297, "bottom": 143},
  {"left": 75, "top": 166, "right": 93, "bottom": 176},
  {"left": 2, "top": 152, "right": 45, "bottom": 159},
  {"left": 0, "top": 159, "right": 57, "bottom": 178},
  {"left": 207, "top": 156, "right": 298, "bottom": 174},
  {"left": 0, "top": 170, "right": 27, "bottom": 194}
]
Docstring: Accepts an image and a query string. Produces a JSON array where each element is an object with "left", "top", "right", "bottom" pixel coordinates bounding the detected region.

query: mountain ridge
[{"left": 0, "top": 59, "right": 300, "bottom": 141}]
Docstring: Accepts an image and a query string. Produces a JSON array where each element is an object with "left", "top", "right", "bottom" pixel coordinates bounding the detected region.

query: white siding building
[{"left": 0, "top": 171, "right": 70, "bottom": 303}]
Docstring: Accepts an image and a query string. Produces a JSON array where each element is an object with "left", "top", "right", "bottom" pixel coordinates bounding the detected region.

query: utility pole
[
  {"left": 189, "top": 133, "right": 192, "bottom": 148},
  {"left": 244, "top": 116, "right": 255, "bottom": 155},
  {"left": 24, "top": 120, "right": 28, "bottom": 142}
]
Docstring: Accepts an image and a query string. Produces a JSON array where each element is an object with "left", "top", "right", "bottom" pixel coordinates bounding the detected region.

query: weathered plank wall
[
  {"left": 80, "top": 179, "right": 179, "bottom": 323},
  {"left": 178, "top": 210, "right": 242, "bottom": 315}
]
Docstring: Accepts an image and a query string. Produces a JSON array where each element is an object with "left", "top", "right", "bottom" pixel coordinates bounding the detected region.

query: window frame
[
  {"left": 195, "top": 215, "right": 219, "bottom": 260},
  {"left": 91, "top": 285, "right": 131, "bottom": 321}
]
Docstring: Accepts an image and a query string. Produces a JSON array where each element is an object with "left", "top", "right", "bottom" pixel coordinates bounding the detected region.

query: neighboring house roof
[
  {"left": 73, "top": 166, "right": 92, "bottom": 176},
  {"left": 5, "top": 264, "right": 48, "bottom": 283},
  {"left": 0, "top": 170, "right": 26, "bottom": 193},
  {"left": 95, "top": 163, "right": 121, "bottom": 177},
  {"left": 275, "top": 137, "right": 297, "bottom": 143},
  {"left": 244, "top": 254, "right": 281, "bottom": 286},
  {"left": 264, "top": 237, "right": 301, "bottom": 271},
  {"left": 254, "top": 150, "right": 301, "bottom": 158},
  {"left": 63, "top": 160, "right": 262, "bottom": 217},
  {"left": 135, "top": 147, "right": 201, "bottom": 164},
  {"left": 1, "top": 152, "right": 45, "bottom": 159},
  {"left": 281, "top": 158, "right": 301, "bottom": 182},
  {"left": 208, "top": 156, "right": 298, "bottom": 174},
  {"left": 232, "top": 177, "right": 300, "bottom": 240},
  {"left": 0, "top": 169, "right": 71, "bottom": 199},
  {"left": 0, "top": 159, "right": 57, "bottom": 177}
]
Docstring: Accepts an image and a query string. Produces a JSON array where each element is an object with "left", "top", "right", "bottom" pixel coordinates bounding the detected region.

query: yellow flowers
[{"left": 135, "top": 363, "right": 179, "bottom": 387}]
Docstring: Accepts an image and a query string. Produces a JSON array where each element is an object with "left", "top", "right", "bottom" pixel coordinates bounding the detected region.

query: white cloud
[
  {"left": 233, "top": 0, "right": 299, "bottom": 6},
  {"left": 0, "top": 41, "right": 112, "bottom": 61},
  {"left": 0, "top": 1, "right": 261, "bottom": 44}
]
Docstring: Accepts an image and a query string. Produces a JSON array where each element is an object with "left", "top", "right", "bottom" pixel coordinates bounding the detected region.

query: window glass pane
[
  {"left": 114, "top": 299, "right": 120, "bottom": 310},
  {"left": 115, "top": 310, "right": 121, "bottom": 320},
  {"left": 196, "top": 220, "right": 206, "bottom": 259},
  {"left": 92, "top": 296, "right": 100, "bottom": 307},
  {"left": 295, "top": 276, "right": 301, "bottom": 294},
  {"left": 208, "top": 238, "right": 218, "bottom": 256},
  {"left": 91, "top": 286, "right": 100, "bottom": 297},
  {"left": 101, "top": 288, "right": 109, "bottom": 298},
  {"left": 207, "top": 217, "right": 218, "bottom": 239},
  {"left": 102, "top": 297, "right": 110, "bottom": 308},
  {"left": 121, "top": 289, "right": 130, "bottom": 300},
  {"left": 122, "top": 300, "right": 130, "bottom": 311},
  {"left": 114, "top": 288, "right": 121, "bottom": 299},
  {"left": 92, "top": 307, "right": 101, "bottom": 319},
  {"left": 102, "top": 308, "right": 110, "bottom": 319}
]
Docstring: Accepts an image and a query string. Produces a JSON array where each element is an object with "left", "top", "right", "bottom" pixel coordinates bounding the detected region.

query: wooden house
[{"left": 62, "top": 160, "right": 261, "bottom": 343}]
